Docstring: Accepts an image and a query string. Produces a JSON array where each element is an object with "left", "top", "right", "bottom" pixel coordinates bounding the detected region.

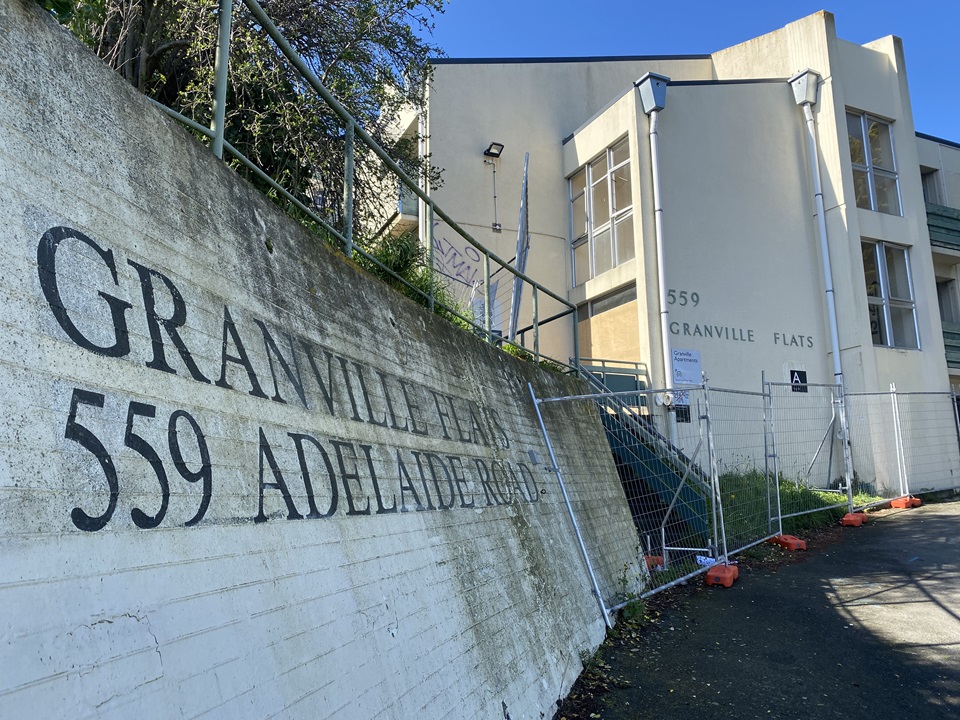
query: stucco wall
[
  {"left": 426, "top": 55, "right": 714, "bottom": 306},
  {"left": 0, "top": 3, "right": 642, "bottom": 718},
  {"left": 656, "top": 81, "right": 831, "bottom": 390}
]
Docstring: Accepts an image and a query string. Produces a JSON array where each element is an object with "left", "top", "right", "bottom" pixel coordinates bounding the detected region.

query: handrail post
[
  {"left": 342, "top": 121, "right": 355, "bottom": 258},
  {"left": 211, "top": 0, "right": 234, "bottom": 159},
  {"left": 572, "top": 305, "right": 580, "bottom": 370},
  {"left": 484, "top": 253, "right": 492, "bottom": 343},
  {"left": 533, "top": 286, "right": 540, "bottom": 363},
  {"left": 427, "top": 201, "right": 436, "bottom": 312}
]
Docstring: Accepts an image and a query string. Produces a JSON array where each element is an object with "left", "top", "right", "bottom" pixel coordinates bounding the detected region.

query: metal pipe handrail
[
  {"left": 151, "top": 102, "right": 556, "bottom": 357},
  {"left": 153, "top": 1, "right": 581, "bottom": 368},
  {"left": 149, "top": 99, "right": 351, "bottom": 247},
  {"left": 575, "top": 366, "right": 712, "bottom": 495},
  {"left": 240, "top": 0, "right": 576, "bottom": 314}
]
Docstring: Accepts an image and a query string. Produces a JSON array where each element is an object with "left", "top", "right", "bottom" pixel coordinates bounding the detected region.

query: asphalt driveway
[{"left": 560, "top": 499, "right": 960, "bottom": 720}]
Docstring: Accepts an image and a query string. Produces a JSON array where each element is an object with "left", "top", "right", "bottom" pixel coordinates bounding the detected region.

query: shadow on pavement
[{"left": 558, "top": 500, "right": 960, "bottom": 720}]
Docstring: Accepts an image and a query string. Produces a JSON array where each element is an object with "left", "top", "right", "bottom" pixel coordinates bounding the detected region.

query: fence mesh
[
  {"left": 607, "top": 388, "right": 716, "bottom": 595},
  {"left": 846, "top": 389, "right": 960, "bottom": 505},
  {"left": 704, "top": 388, "right": 777, "bottom": 555},
  {"left": 535, "top": 380, "right": 960, "bottom": 612},
  {"left": 767, "top": 383, "right": 850, "bottom": 523},
  {"left": 894, "top": 392, "right": 960, "bottom": 494},
  {"left": 534, "top": 395, "right": 648, "bottom": 611}
]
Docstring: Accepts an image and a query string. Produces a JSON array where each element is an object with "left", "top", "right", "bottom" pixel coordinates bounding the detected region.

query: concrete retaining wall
[{"left": 0, "top": 2, "right": 641, "bottom": 718}]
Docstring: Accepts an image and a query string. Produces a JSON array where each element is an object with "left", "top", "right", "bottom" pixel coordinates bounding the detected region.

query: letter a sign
[{"left": 790, "top": 369, "right": 808, "bottom": 393}]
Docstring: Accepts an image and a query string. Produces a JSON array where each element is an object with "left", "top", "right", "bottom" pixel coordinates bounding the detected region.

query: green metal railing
[
  {"left": 151, "top": 0, "right": 579, "bottom": 371},
  {"left": 943, "top": 321, "right": 960, "bottom": 369},
  {"left": 927, "top": 202, "right": 960, "bottom": 250}
]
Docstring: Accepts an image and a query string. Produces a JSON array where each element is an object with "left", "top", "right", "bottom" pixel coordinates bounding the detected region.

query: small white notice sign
[{"left": 672, "top": 349, "right": 701, "bottom": 386}]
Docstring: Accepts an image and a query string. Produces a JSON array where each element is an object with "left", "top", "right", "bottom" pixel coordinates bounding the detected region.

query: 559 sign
[{"left": 66, "top": 389, "right": 212, "bottom": 532}]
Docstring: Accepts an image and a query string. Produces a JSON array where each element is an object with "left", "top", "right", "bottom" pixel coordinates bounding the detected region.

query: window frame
[
  {"left": 862, "top": 240, "right": 919, "bottom": 349},
  {"left": 922, "top": 169, "right": 943, "bottom": 205},
  {"left": 847, "top": 111, "right": 902, "bottom": 216},
  {"left": 569, "top": 137, "right": 634, "bottom": 286}
]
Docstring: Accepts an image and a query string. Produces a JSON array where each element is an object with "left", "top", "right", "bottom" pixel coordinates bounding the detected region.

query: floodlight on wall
[
  {"left": 635, "top": 72, "right": 670, "bottom": 115},
  {"left": 483, "top": 142, "right": 505, "bottom": 158},
  {"left": 789, "top": 69, "right": 820, "bottom": 106},
  {"left": 482, "top": 142, "right": 504, "bottom": 231}
]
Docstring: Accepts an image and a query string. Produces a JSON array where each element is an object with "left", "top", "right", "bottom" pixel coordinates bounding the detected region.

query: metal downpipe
[
  {"left": 799, "top": 99, "right": 855, "bottom": 511},
  {"left": 648, "top": 109, "right": 676, "bottom": 442}
]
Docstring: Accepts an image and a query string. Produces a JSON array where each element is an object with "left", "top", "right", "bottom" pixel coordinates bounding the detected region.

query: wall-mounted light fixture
[
  {"left": 483, "top": 142, "right": 505, "bottom": 231},
  {"left": 483, "top": 142, "right": 505, "bottom": 158}
]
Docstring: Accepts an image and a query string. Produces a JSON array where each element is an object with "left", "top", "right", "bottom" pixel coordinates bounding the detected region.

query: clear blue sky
[{"left": 429, "top": 1, "right": 959, "bottom": 141}]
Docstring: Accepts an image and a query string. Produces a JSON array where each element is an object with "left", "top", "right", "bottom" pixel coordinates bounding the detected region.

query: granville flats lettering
[{"left": 38, "top": 226, "right": 546, "bottom": 531}]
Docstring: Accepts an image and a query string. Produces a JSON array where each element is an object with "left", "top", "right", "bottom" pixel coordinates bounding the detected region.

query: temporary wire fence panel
[
  {"left": 704, "top": 388, "right": 778, "bottom": 555},
  {"left": 535, "top": 387, "right": 720, "bottom": 600},
  {"left": 533, "top": 395, "right": 648, "bottom": 610},
  {"left": 894, "top": 392, "right": 960, "bottom": 494},
  {"left": 846, "top": 391, "right": 912, "bottom": 502},
  {"left": 534, "top": 381, "right": 960, "bottom": 608},
  {"left": 611, "top": 388, "right": 716, "bottom": 594},
  {"left": 767, "top": 383, "right": 850, "bottom": 522}
]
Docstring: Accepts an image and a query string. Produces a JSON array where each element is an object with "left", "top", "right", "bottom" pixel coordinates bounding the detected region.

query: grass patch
[{"left": 716, "top": 469, "right": 884, "bottom": 544}]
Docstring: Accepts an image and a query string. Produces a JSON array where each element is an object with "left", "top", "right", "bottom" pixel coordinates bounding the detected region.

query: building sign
[
  {"left": 672, "top": 349, "right": 701, "bottom": 386},
  {"left": 790, "top": 369, "right": 808, "bottom": 393},
  {"left": 35, "top": 226, "right": 548, "bottom": 533}
]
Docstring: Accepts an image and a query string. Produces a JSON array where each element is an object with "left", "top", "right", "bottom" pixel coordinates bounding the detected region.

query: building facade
[{"left": 418, "top": 11, "right": 958, "bottom": 404}]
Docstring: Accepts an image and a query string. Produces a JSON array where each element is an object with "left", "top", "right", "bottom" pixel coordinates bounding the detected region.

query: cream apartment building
[{"left": 419, "top": 10, "right": 956, "bottom": 403}]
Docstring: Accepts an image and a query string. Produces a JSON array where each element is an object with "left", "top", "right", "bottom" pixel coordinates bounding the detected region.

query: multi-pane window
[
  {"left": 847, "top": 112, "right": 901, "bottom": 216},
  {"left": 570, "top": 138, "right": 634, "bottom": 286},
  {"left": 862, "top": 241, "right": 918, "bottom": 349}
]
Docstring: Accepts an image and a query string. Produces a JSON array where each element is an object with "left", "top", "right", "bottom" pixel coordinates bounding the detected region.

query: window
[
  {"left": 922, "top": 169, "right": 943, "bottom": 205},
  {"left": 847, "top": 112, "right": 900, "bottom": 216},
  {"left": 576, "top": 284, "right": 637, "bottom": 322},
  {"left": 862, "top": 241, "right": 918, "bottom": 348},
  {"left": 937, "top": 279, "right": 960, "bottom": 324},
  {"left": 570, "top": 138, "right": 634, "bottom": 285},
  {"left": 591, "top": 284, "right": 637, "bottom": 316}
]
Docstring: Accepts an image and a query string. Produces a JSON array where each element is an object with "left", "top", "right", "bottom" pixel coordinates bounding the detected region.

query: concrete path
[{"left": 577, "top": 500, "right": 960, "bottom": 720}]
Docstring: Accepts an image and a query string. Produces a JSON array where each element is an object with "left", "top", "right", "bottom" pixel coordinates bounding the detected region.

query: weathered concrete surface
[
  {"left": 577, "top": 500, "right": 960, "bottom": 719},
  {"left": 0, "top": 2, "right": 641, "bottom": 718}
]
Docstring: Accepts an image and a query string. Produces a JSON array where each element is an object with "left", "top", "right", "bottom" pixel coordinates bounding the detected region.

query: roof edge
[
  {"left": 430, "top": 54, "right": 712, "bottom": 66},
  {"left": 917, "top": 131, "right": 960, "bottom": 151}
]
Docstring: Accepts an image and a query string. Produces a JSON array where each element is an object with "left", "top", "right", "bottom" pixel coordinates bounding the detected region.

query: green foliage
[
  {"left": 619, "top": 598, "right": 648, "bottom": 624},
  {"left": 500, "top": 341, "right": 567, "bottom": 374},
  {"left": 36, "top": 0, "right": 77, "bottom": 21},
  {"left": 40, "top": 0, "right": 445, "bottom": 233},
  {"left": 716, "top": 468, "right": 884, "bottom": 539},
  {"left": 356, "top": 231, "right": 459, "bottom": 314}
]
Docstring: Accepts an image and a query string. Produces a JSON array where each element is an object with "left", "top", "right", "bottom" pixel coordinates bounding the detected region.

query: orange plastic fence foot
[
  {"left": 645, "top": 555, "right": 664, "bottom": 571},
  {"left": 891, "top": 496, "right": 922, "bottom": 509},
  {"left": 841, "top": 513, "right": 866, "bottom": 527},
  {"left": 705, "top": 563, "right": 739, "bottom": 588},
  {"left": 767, "top": 534, "right": 807, "bottom": 551}
]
